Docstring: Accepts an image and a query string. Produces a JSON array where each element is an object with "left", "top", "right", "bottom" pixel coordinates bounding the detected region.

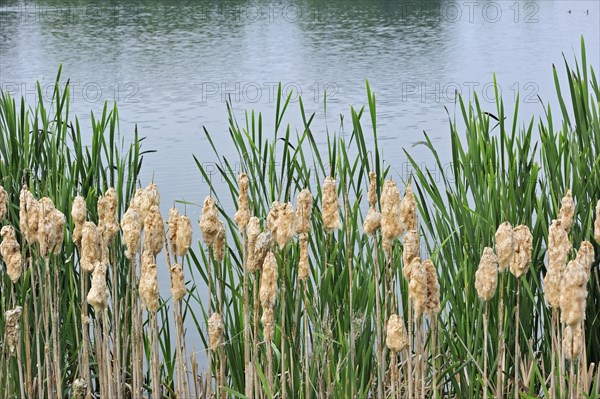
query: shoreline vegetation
[{"left": 1, "top": 39, "right": 599, "bottom": 398}]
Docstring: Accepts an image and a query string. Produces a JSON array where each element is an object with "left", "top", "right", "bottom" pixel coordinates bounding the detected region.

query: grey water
[{"left": 1, "top": 0, "right": 599, "bottom": 361}]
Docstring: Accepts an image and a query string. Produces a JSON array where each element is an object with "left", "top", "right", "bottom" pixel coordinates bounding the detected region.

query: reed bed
[{"left": 1, "top": 40, "right": 600, "bottom": 399}]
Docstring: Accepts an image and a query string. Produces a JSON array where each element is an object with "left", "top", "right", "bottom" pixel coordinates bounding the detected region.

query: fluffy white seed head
[
  {"left": 381, "top": 180, "right": 403, "bottom": 242},
  {"left": 560, "top": 259, "right": 589, "bottom": 326},
  {"left": 322, "top": 176, "right": 340, "bottom": 233},
  {"left": 208, "top": 312, "right": 224, "bottom": 350},
  {"left": 562, "top": 324, "right": 583, "bottom": 360},
  {"left": 144, "top": 205, "right": 165, "bottom": 256},
  {"left": 399, "top": 183, "right": 417, "bottom": 231},
  {"left": 296, "top": 189, "right": 313, "bottom": 235},
  {"left": 234, "top": 173, "right": 251, "bottom": 230},
  {"left": 558, "top": 190, "right": 575, "bottom": 232},
  {"left": 260, "top": 251, "right": 278, "bottom": 309},
  {"left": 81, "top": 222, "right": 101, "bottom": 273},
  {"left": 87, "top": 262, "right": 109, "bottom": 312},
  {"left": 71, "top": 196, "right": 87, "bottom": 247},
  {"left": 495, "top": 222, "right": 514, "bottom": 273},
  {"left": 0, "top": 185, "right": 8, "bottom": 220},
  {"left": 121, "top": 207, "right": 142, "bottom": 259},
  {"left": 170, "top": 263, "right": 186, "bottom": 302},
  {"left": 1, "top": 226, "right": 22, "bottom": 283},
  {"left": 408, "top": 257, "right": 427, "bottom": 319},
  {"left": 475, "top": 247, "right": 498, "bottom": 301},
  {"left": 402, "top": 230, "right": 420, "bottom": 279},
  {"left": 139, "top": 250, "right": 160, "bottom": 312},
  {"left": 4, "top": 306, "right": 22, "bottom": 355},
  {"left": 199, "top": 196, "right": 220, "bottom": 246},
  {"left": 424, "top": 259, "right": 440, "bottom": 316},
  {"left": 385, "top": 314, "right": 408, "bottom": 352},
  {"left": 510, "top": 225, "right": 533, "bottom": 278},
  {"left": 298, "top": 233, "right": 310, "bottom": 281}
]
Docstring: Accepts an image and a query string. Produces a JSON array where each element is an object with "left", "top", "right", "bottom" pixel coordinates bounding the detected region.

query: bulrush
[
  {"left": 402, "top": 230, "right": 420, "bottom": 279},
  {"left": 5, "top": 306, "right": 22, "bottom": 355},
  {"left": 121, "top": 207, "right": 142, "bottom": 259},
  {"left": 261, "top": 307, "right": 275, "bottom": 341},
  {"left": 144, "top": 205, "right": 165, "bottom": 256},
  {"left": 296, "top": 189, "right": 313, "bottom": 235},
  {"left": 560, "top": 259, "right": 588, "bottom": 326},
  {"left": 213, "top": 221, "right": 226, "bottom": 263},
  {"left": 81, "top": 222, "right": 101, "bottom": 273},
  {"left": 595, "top": 200, "right": 600, "bottom": 244},
  {"left": 322, "top": 176, "right": 341, "bottom": 233},
  {"left": 234, "top": 173, "right": 251, "bottom": 230},
  {"left": 87, "top": 263, "right": 109, "bottom": 312},
  {"left": 267, "top": 201, "right": 282, "bottom": 236},
  {"left": 558, "top": 189, "right": 575, "bottom": 232},
  {"left": 475, "top": 247, "right": 499, "bottom": 301},
  {"left": 381, "top": 180, "right": 402, "bottom": 244},
  {"left": 363, "top": 173, "right": 381, "bottom": 235},
  {"left": 20, "top": 186, "right": 40, "bottom": 244},
  {"left": 98, "top": 187, "right": 119, "bottom": 243},
  {"left": 510, "top": 225, "right": 533, "bottom": 278},
  {"left": 38, "top": 197, "right": 65, "bottom": 257},
  {"left": 247, "top": 217, "right": 261, "bottom": 270},
  {"left": 71, "top": 196, "right": 87, "bottom": 247},
  {"left": 260, "top": 252, "right": 279, "bottom": 310},
  {"left": 176, "top": 214, "right": 192, "bottom": 258},
  {"left": 251, "top": 231, "right": 272, "bottom": 272},
  {"left": 130, "top": 183, "right": 160, "bottom": 224},
  {"left": 385, "top": 314, "right": 408, "bottom": 352},
  {"left": 424, "top": 259, "right": 441, "bottom": 316},
  {"left": 275, "top": 202, "right": 295, "bottom": 248},
  {"left": 562, "top": 324, "right": 583, "bottom": 360},
  {"left": 408, "top": 257, "right": 427, "bottom": 319},
  {"left": 1, "top": 226, "right": 22, "bottom": 283},
  {"left": 0, "top": 185, "right": 7, "bottom": 219},
  {"left": 139, "top": 250, "right": 159, "bottom": 312},
  {"left": 400, "top": 182, "right": 418, "bottom": 231},
  {"left": 199, "top": 196, "right": 220, "bottom": 246},
  {"left": 170, "top": 263, "right": 186, "bottom": 301},
  {"left": 298, "top": 233, "right": 310, "bottom": 281},
  {"left": 544, "top": 219, "right": 571, "bottom": 308},
  {"left": 208, "top": 313, "right": 224, "bottom": 350},
  {"left": 495, "top": 222, "right": 514, "bottom": 273},
  {"left": 168, "top": 207, "right": 181, "bottom": 255},
  {"left": 575, "top": 240, "right": 595, "bottom": 274}
]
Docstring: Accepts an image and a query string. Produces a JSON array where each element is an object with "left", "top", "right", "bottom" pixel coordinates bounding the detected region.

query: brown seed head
[
  {"left": 381, "top": 179, "right": 403, "bottom": 241},
  {"left": 98, "top": 187, "right": 119, "bottom": 243},
  {"left": 475, "top": 247, "right": 498, "bottom": 301},
  {"left": 1, "top": 226, "right": 22, "bottom": 283},
  {"left": 367, "top": 171, "right": 378, "bottom": 208},
  {"left": 139, "top": 252, "right": 159, "bottom": 313},
  {"left": 495, "top": 222, "right": 514, "bottom": 273},
  {"left": 261, "top": 307, "right": 275, "bottom": 341},
  {"left": 199, "top": 196, "right": 220, "bottom": 246},
  {"left": 558, "top": 190, "right": 575, "bottom": 232},
  {"left": 170, "top": 263, "right": 186, "bottom": 302},
  {"left": 400, "top": 183, "right": 418, "bottom": 231},
  {"left": 544, "top": 219, "right": 571, "bottom": 308},
  {"left": 385, "top": 314, "right": 408, "bottom": 352},
  {"left": 87, "top": 262, "right": 109, "bottom": 311},
  {"left": 322, "top": 176, "right": 341, "bottom": 233},
  {"left": 176, "top": 215, "right": 192, "bottom": 258},
  {"left": 250, "top": 231, "right": 272, "bottom": 272},
  {"left": 234, "top": 173, "right": 251, "bottom": 230},
  {"left": 562, "top": 324, "right": 583, "bottom": 360},
  {"left": 575, "top": 241, "right": 595, "bottom": 275},
  {"left": 81, "top": 222, "right": 101, "bottom": 273},
  {"left": 424, "top": 259, "right": 440, "bottom": 316},
  {"left": 408, "top": 257, "right": 427, "bottom": 318},
  {"left": 402, "top": 230, "right": 420, "bottom": 277},
  {"left": 4, "top": 306, "right": 22, "bottom": 355},
  {"left": 247, "top": 216, "right": 261, "bottom": 271},
  {"left": 260, "top": 251, "right": 278, "bottom": 309},
  {"left": 298, "top": 233, "right": 310, "bottom": 281},
  {"left": 363, "top": 207, "right": 381, "bottom": 236},
  {"left": 121, "top": 207, "right": 142, "bottom": 259},
  {"left": 560, "top": 259, "right": 588, "bottom": 326},
  {"left": 208, "top": 312, "right": 224, "bottom": 350},
  {"left": 510, "top": 225, "right": 532, "bottom": 278},
  {"left": 213, "top": 220, "right": 226, "bottom": 263},
  {"left": 276, "top": 202, "right": 295, "bottom": 248},
  {"left": 296, "top": 189, "right": 313, "bottom": 235},
  {"left": 0, "top": 185, "right": 8, "bottom": 220},
  {"left": 168, "top": 207, "right": 181, "bottom": 255},
  {"left": 71, "top": 195, "right": 87, "bottom": 246},
  {"left": 144, "top": 205, "right": 165, "bottom": 256}
]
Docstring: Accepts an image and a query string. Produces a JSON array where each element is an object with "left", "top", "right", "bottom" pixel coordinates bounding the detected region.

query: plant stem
[
  {"left": 243, "top": 230, "right": 253, "bottom": 399},
  {"left": 374, "top": 233, "right": 383, "bottom": 399},
  {"left": 514, "top": 278, "right": 520, "bottom": 399},
  {"left": 483, "top": 301, "right": 489, "bottom": 399},
  {"left": 496, "top": 273, "right": 505, "bottom": 399},
  {"left": 281, "top": 249, "right": 287, "bottom": 399}
]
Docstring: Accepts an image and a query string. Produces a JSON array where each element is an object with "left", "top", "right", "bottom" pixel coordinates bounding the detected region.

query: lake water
[{"left": 1, "top": 0, "right": 599, "bottom": 359}]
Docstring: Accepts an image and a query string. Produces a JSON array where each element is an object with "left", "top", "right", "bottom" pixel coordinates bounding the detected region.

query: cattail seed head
[
  {"left": 322, "top": 176, "right": 340, "bottom": 233},
  {"left": 595, "top": 200, "right": 600, "bottom": 244},
  {"left": 144, "top": 205, "right": 165, "bottom": 256},
  {"left": 1, "top": 226, "right": 22, "bottom": 283},
  {"left": 121, "top": 207, "right": 142, "bottom": 259},
  {"left": 267, "top": 201, "right": 282, "bottom": 236},
  {"left": 385, "top": 314, "right": 408, "bottom": 352},
  {"left": 400, "top": 183, "right": 417, "bottom": 231},
  {"left": 296, "top": 189, "right": 313, "bottom": 235},
  {"left": 72, "top": 379, "right": 88, "bottom": 399},
  {"left": 175, "top": 215, "right": 192, "bottom": 258},
  {"left": 495, "top": 222, "right": 514, "bottom": 273},
  {"left": 560, "top": 259, "right": 588, "bottom": 326},
  {"left": 38, "top": 197, "right": 58, "bottom": 258},
  {"left": 200, "top": 196, "right": 220, "bottom": 246},
  {"left": 510, "top": 225, "right": 533, "bottom": 278},
  {"left": 208, "top": 312, "right": 224, "bottom": 350},
  {"left": 381, "top": 180, "right": 403, "bottom": 242},
  {"left": 139, "top": 250, "right": 160, "bottom": 312},
  {"left": 575, "top": 241, "right": 595, "bottom": 275},
  {"left": 250, "top": 231, "right": 272, "bottom": 272},
  {"left": 4, "top": 306, "right": 22, "bottom": 355},
  {"left": 408, "top": 257, "right": 427, "bottom": 319},
  {"left": 170, "top": 263, "right": 186, "bottom": 302},
  {"left": 558, "top": 189, "right": 575, "bottom": 232},
  {"left": 261, "top": 307, "right": 275, "bottom": 342},
  {"left": 298, "top": 233, "right": 310, "bottom": 281},
  {"left": 562, "top": 324, "right": 583, "bottom": 360},
  {"left": 234, "top": 173, "right": 251, "bottom": 230},
  {"left": 260, "top": 251, "right": 278, "bottom": 309},
  {"left": 544, "top": 219, "right": 571, "bottom": 308},
  {"left": 81, "top": 222, "right": 101, "bottom": 273},
  {"left": 424, "top": 259, "right": 440, "bottom": 316},
  {"left": 213, "top": 220, "right": 226, "bottom": 263},
  {"left": 367, "top": 171, "right": 378, "bottom": 208},
  {"left": 98, "top": 187, "right": 119, "bottom": 243},
  {"left": 87, "top": 262, "right": 109, "bottom": 312},
  {"left": 0, "top": 185, "right": 8, "bottom": 220},
  {"left": 402, "top": 230, "right": 420, "bottom": 278},
  {"left": 363, "top": 207, "right": 381, "bottom": 236},
  {"left": 168, "top": 207, "right": 181, "bottom": 255},
  {"left": 247, "top": 217, "right": 261, "bottom": 271},
  {"left": 276, "top": 202, "right": 295, "bottom": 248},
  {"left": 475, "top": 247, "right": 498, "bottom": 301},
  {"left": 71, "top": 196, "right": 87, "bottom": 247},
  {"left": 20, "top": 186, "right": 40, "bottom": 244}
]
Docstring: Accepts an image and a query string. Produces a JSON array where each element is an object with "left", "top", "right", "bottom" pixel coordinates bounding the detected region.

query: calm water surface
[{"left": 1, "top": 0, "right": 599, "bottom": 354}]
